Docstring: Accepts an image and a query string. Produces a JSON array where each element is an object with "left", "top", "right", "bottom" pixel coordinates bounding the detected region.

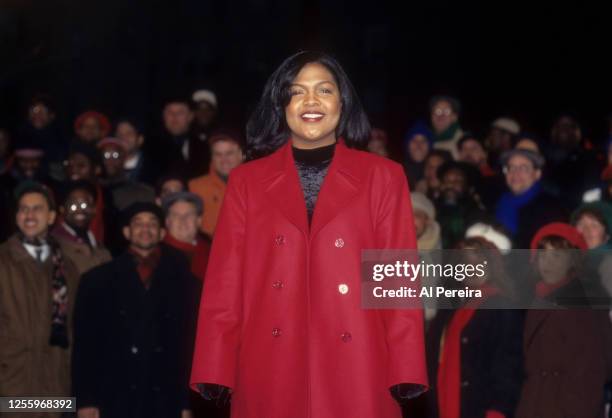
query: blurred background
[{"left": 1, "top": 0, "right": 611, "bottom": 155}]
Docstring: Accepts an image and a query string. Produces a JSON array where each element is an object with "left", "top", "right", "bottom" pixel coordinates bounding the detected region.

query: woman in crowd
[
  {"left": 516, "top": 222, "right": 612, "bottom": 418},
  {"left": 424, "top": 235, "right": 524, "bottom": 418},
  {"left": 190, "top": 51, "right": 428, "bottom": 418}
]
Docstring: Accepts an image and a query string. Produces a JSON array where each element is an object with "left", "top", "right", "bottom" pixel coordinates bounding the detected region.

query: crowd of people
[{"left": 0, "top": 83, "right": 612, "bottom": 418}]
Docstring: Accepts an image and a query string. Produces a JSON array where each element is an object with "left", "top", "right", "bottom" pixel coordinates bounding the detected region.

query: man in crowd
[
  {"left": 17, "top": 94, "right": 66, "bottom": 170},
  {"left": 115, "top": 117, "right": 158, "bottom": 183},
  {"left": 192, "top": 89, "right": 219, "bottom": 144},
  {"left": 429, "top": 95, "right": 464, "bottom": 158},
  {"left": 154, "top": 97, "right": 210, "bottom": 179},
  {"left": 52, "top": 180, "right": 111, "bottom": 275},
  {"left": 155, "top": 173, "right": 188, "bottom": 205},
  {"left": 545, "top": 114, "right": 603, "bottom": 209},
  {"left": 484, "top": 117, "right": 521, "bottom": 168},
  {"left": 63, "top": 142, "right": 105, "bottom": 244},
  {"left": 433, "top": 161, "right": 487, "bottom": 248},
  {"left": 73, "top": 202, "right": 200, "bottom": 418},
  {"left": 73, "top": 110, "right": 111, "bottom": 145},
  {"left": 162, "top": 191, "right": 210, "bottom": 280},
  {"left": 458, "top": 133, "right": 505, "bottom": 208},
  {"left": 97, "top": 137, "right": 155, "bottom": 254},
  {"left": 495, "top": 148, "right": 566, "bottom": 248},
  {"left": 189, "top": 130, "right": 244, "bottom": 237},
  {"left": 0, "top": 182, "right": 80, "bottom": 412}
]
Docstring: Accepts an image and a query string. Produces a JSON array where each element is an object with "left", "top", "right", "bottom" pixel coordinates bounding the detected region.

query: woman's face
[
  {"left": 537, "top": 242, "right": 573, "bottom": 284},
  {"left": 285, "top": 62, "right": 341, "bottom": 149},
  {"left": 575, "top": 213, "right": 608, "bottom": 249},
  {"left": 408, "top": 134, "right": 430, "bottom": 162}
]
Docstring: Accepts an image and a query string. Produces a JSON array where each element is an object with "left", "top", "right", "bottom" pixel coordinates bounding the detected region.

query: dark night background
[{"left": 1, "top": 0, "right": 610, "bottom": 156}]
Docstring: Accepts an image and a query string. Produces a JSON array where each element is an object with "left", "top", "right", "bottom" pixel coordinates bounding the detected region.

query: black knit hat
[{"left": 122, "top": 201, "right": 165, "bottom": 227}]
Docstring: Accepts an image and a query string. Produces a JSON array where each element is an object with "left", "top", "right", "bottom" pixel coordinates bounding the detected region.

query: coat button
[
  {"left": 334, "top": 238, "right": 345, "bottom": 248},
  {"left": 275, "top": 235, "right": 286, "bottom": 245},
  {"left": 552, "top": 371, "right": 559, "bottom": 377},
  {"left": 338, "top": 284, "right": 349, "bottom": 295},
  {"left": 272, "top": 327, "right": 282, "bottom": 337},
  {"left": 272, "top": 281, "right": 284, "bottom": 289},
  {"left": 341, "top": 332, "right": 352, "bottom": 343},
  {"left": 461, "top": 337, "right": 468, "bottom": 344},
  {"left": 131, "top": 346, "right": 139, "bottom": 354},
  {"left": 541, "top": 370, "right": 548, "bottom": 377},
  {"left": 461, "top": 380, "right": 469, "bottom": 387}
]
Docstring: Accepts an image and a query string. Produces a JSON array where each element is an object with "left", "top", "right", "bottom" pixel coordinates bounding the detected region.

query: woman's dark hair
[{"left": 246, "top": 51, "right": 371, "bottom": 159}]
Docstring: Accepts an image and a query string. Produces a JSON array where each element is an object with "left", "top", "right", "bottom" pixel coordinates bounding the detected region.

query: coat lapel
[
  {"left": 310, "top": 141, "right": 362, "bottom": 238},
  {"left": 261, "top": 140, "right": 363, "bottom": 238},
  {"left": 262, "top": 141, "right": 309, "bottom": 235}
]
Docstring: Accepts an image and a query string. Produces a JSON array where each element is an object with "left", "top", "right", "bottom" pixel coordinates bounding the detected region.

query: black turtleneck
[{"left": 292, "top": 142, "right": 335, "bottom": 223}]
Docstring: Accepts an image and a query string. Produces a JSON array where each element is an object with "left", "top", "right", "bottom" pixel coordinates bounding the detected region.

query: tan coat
[
  {"left": 55, "top": 236, "right": 111, "bottom": 276},
  {"left": 188, "top": 168, "right": 227, "bottom": 237},
  {"left": 0, "top": 235, "right": 80, "bottom": 418}
]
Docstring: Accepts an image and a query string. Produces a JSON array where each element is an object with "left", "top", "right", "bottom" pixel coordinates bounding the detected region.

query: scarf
[
  {"left": 437, "top": 285, "right": 500, "bottom": 418},
  {"left": 434, "top": 122, "right": 460, "bottom": 143},
  {"left": 20, "top": 233, "right": 70, "bottom": 349},
  {"left": 495, "top": 181, "right": 541, "bottom": 235},
  {"left": 163, "top": 234, "right": 210, "bottom": 280},
  {"left": 535, "top": 275, "right": 575, "bottom": 298},
  {"left": 129, "top": 246, "right": 161, "bottom": 289}
]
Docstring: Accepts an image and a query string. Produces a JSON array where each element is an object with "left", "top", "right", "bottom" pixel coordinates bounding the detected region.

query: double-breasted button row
[
  {"left": 275, "top": 235, "right": 346, "bottom": 248},
  {"left": 272, "top": 327, "right": 282, "bottom": 337},
  {"left": 539, "top": 370, "right": 560, "bottom": 377},
  {"left": 272, "top": 281, "right": 284, "bottom": 289}
]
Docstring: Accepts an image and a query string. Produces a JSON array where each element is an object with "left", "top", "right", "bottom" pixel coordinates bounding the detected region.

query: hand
[
  {"left": 197, "top": 383, "right": 232, "bottom": 407},
  {"left": 390, "top": 383, "right": 427, "bottom": 405},
  {"left": 77, "top": 407, "right": 100, "bottom": 418},
  {"left": 181, "top": 409, "right": 194, "bottom": 418}
]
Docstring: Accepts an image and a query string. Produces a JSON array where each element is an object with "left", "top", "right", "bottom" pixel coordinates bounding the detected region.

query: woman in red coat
[{"left": 190, "top": 51, "right": 428, "bottom": 418}]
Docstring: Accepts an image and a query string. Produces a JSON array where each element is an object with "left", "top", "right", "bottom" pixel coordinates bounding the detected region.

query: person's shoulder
[
  {"left": 188, "top": 173, "right": 212, "bottom": 188},
  {"left": 81, "top": 255, "right": 120, "bottom": 283}
]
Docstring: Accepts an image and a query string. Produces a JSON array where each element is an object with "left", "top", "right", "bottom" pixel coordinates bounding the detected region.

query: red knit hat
[
  {"left": 74, "top": 111, "right": 111, "bottom": 137},
  {"left": 530, "top": 222, "right": 587, "bottom": 250}
]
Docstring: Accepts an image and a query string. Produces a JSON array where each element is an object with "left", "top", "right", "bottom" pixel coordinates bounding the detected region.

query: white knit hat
[
  {"left": 192, "top": 89, "right": 217, "bottom": 108},
  {"left": 465, "top": 222, "right": 512, "bottom": 253},
  {"left": 491, "top": 117, "right": 521, "bottom": 135}
]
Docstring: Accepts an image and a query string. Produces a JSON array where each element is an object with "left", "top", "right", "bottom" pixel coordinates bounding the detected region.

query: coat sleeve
[
  {"left": 190, "top": 170, "right": 246, "bottom": 391},
  {"left": 374, "top": 164, "right": 429, "bottom": 391}
]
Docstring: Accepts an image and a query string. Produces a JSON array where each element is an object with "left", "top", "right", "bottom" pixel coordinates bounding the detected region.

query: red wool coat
[{"left": 190, "top": 140, "right": 428, "bottom": 418}]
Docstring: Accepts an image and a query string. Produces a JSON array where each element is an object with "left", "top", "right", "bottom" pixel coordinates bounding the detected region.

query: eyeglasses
[
  {"left": 103, "top": 151, "right": 121, "bottom": 160},
  {"left": 503, "top": 164, "right": 535, "bottom": 174},
  {"left": 66, "top": 201, "right": 91, "bottom": 212},
  {"left": 433, "top": 107, "right": 453, "bottom": 117}
]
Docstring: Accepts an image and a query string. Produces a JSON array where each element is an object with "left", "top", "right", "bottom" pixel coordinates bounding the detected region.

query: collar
[
  {"left": 60, "top": 222, "right": 97, "bottom": 247},
  {"left": 22, "top": 241, "right": 51, "bottom": 262},
  {"left": 260, "top": 138, "right": 364, "bottom": 237}
]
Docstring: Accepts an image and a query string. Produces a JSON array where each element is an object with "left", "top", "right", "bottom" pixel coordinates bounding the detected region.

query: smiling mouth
[{"left": 301, "top": 112, "right": 325, "bottom": 122}]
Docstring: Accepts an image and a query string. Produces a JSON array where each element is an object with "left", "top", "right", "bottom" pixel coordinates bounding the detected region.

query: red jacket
[{"left": 190, "top": 140, "right": 428, "bottom": 418}]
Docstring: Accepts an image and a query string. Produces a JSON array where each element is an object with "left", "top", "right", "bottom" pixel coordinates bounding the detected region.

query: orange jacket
[{"left": 188, "top": 168, "right": 226, "bottom": 238}]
